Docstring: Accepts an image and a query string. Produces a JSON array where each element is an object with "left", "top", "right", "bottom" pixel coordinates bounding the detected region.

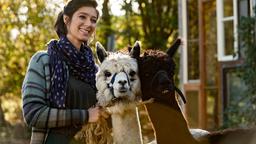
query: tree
[
  {"left": 0, "top": 0, "right": 57, "bottom": 125},
  {"left": 136, "top": 0, "right": 178, "bottom": 50},
  {"left": 108, "top": 0, "right": 178, "bottom": 51},
  {"left": 224, "top": 6, "right": 256, "bottom": 128},
  {"left": 96, "top": 0, "right": 114, "bottom": 50},
  {"left": 236, "top": 7, "right": 256, "bottom": 126},
  {"left": 120, "top": 0, "right": 143, "bottom": 46}
]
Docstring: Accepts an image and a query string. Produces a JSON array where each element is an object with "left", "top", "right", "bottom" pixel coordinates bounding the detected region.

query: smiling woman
[
  {"left": 63, "top": 6, "right": 98, "bottom": 49},
  {"left": 21, "top": 0, "right": 110, "bottom": 144}
]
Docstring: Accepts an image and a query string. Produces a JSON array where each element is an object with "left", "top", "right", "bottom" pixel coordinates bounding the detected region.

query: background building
[{"left": 178, "top": 0, "right": 255, "bottom": 130}]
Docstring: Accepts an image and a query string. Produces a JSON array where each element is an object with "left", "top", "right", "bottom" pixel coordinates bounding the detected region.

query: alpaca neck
[
  {"left": 145, "top": 102, "right": 199, "bottom": 144},
  {"left": 111, "top": 104, "right": 142, "bottom": 144}
]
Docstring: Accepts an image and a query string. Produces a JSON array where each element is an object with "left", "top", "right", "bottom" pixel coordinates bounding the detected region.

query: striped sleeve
[{"left": 22, "top": 51, "right": 89, "bottom": 129}]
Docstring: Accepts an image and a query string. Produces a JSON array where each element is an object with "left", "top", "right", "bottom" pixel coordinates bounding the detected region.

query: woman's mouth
[{"left": 79, "top": 28, "right": 90, "bottom": 35}]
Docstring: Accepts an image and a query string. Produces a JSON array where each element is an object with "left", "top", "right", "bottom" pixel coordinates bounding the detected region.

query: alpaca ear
[
  {"left": 96, "top": 42, "right": 108, "bottom": 63},
  {"left": 127, "top": 46, "right": 132, "bottom": 53},
  {"left": 166, "top": 38, "right": 182, "bottom": 57},
  {"left": 129, "top": 41, "right": 141, "bottom": 59}
]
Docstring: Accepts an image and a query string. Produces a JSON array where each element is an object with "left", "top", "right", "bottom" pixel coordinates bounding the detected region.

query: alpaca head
[
  {"left": 133, "top": 38, "right": 186, "bottom": 110},
  {"left": 95, "top": 42, "right": 141, "bottom": 107}
]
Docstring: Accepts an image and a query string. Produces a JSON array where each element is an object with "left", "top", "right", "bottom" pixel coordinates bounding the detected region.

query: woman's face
[{"left": 65, "top": 6, "right": 98, "bottom": 48}]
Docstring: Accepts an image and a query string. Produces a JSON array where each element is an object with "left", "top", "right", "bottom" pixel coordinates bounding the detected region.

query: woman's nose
[{"left": 84, "top": 18, "right": 92, "bottom": 26}]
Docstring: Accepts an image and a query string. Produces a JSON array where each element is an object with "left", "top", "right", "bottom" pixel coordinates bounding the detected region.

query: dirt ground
[
  {"left": 0, "top": 139, "right": 30, "bottom": 144},
  {"left": 0, "top": 123, "right": 30, "bottom": 144}
]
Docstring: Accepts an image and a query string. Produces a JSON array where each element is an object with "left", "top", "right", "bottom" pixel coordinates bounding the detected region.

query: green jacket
[{"left": 22, "top": 51, "right": 89, "bottom": 144}]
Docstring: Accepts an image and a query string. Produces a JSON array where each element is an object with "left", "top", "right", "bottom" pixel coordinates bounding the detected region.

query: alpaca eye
[
  {"left": 129, "top": 70, "right": 136, "bottom": 77},
  {"left": 130, "top": 78, "right": 136, "bottom": 82},
  {"left": 104, "top": 71, "right": 112, "bottom": 77}
]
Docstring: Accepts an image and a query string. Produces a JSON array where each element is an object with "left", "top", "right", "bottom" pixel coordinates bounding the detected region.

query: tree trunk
[{"left": 0, "top": 99, "right": 6, "bottom": 126}]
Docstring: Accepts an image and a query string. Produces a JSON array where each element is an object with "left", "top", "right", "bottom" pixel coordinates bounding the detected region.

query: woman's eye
[
  {"left": 104, "top": 71, "right": 112, "bottom": 77},
  {"left": 79, "top": 15, "right": 86, "bottom": 20},
  {"left": 91, "top": 19, "right": 97, "bottom": 24}
]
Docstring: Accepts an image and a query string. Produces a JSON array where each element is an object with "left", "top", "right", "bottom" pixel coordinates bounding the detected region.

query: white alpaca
[{"left": 96, "top": 41, "right": 143, "bottom": 144}]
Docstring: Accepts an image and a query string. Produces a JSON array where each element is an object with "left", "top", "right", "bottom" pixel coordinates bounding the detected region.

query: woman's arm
[{"left": 22, "top": 51, "right": 88, "bottom": 129}]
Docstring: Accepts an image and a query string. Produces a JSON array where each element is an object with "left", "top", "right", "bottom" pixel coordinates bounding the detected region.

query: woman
[{"left": 22, "top": 0, "right": 108, "bottom": 143}]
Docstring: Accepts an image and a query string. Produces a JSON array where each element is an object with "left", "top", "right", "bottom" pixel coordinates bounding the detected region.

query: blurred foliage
[
  {"left": 97, "top": 0, "right": 179, "bottom": 51},
  {"left": 96, "top": 0, "right": 145, "bottom": 50},
  {"left": 0, "top": 0, "right": 58, "bottom": 125},
  {"left": 136, "top": 0, "right": 178, "bottom": 50},
  {"left": 95, "top": 0, "right": 113, "bottom": 49},
  {"left": 223, "top": 7, "right": 256, "bottom": 128}
]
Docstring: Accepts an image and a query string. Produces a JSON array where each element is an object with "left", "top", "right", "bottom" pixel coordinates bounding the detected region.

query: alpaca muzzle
[
  {"left": 107, "top": 71, "right": 132, "bottom": 101},
  {"left": 151, "top": 70, "right": 186, "bottom": 104}
]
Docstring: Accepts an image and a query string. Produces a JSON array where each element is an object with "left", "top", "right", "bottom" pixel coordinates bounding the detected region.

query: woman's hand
[
  {"left": 100, "top": 109, "right": 110, "bottom": 119},
  {"left": 88, "top": 106, "right": 101, "bottom": 122},
  {"left": 88, "top": 106, "right": 110, "bottom": 122}
]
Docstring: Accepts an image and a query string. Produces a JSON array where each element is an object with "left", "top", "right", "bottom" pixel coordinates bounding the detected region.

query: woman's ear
[{"left": 63, "top": 15, "right": 69, "bottom": 25}]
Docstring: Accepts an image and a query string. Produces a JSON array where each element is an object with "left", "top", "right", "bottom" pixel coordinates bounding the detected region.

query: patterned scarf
[{"left": 47, "top": 36, "right": 98, "bottom": 108}]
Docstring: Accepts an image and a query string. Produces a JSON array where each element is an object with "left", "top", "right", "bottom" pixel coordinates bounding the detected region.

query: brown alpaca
[{"left": 131, "top": 38, "right": 256, "bottom": 144}]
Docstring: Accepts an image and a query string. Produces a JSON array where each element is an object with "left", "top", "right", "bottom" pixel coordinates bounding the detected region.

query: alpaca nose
[
  {"left": 118, "top": 80, "right": 127, "bottom": 86},
  {"left": 159, "top": 78, "right": 171, "bottom": 87}
]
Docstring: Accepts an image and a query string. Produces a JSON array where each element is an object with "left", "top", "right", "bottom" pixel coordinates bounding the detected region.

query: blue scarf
[{"left": 47, "top": 36, "right": 98, "bottom": 108}]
